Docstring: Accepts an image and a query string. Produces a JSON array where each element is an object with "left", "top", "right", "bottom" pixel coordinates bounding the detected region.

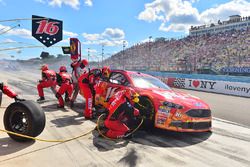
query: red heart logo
[{"left": 193, "top": 80, "right": 200, "bottom": 88}]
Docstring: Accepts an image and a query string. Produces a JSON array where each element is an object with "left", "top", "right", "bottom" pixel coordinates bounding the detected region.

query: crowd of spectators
[{"left": 104, "top": 28, "right": 250, "bottom": 73}]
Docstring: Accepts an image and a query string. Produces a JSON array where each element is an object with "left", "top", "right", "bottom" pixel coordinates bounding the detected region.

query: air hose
[
  {"left": 0, "top": 128, "right": 94, "bottom": 143},
  {"left": 96, "top": 113, "right": 144, "bottom": 140}
]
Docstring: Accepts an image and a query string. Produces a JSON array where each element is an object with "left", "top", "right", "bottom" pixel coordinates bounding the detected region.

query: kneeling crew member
[
  {"left": 37, "top": 64, "right": 57, "bottom": 102},
  {"left": 103, "top": 88, "right": 140, "bottom": 139},
  {"left": 56, "top": 66, "right": 73, "bottom": 108}
]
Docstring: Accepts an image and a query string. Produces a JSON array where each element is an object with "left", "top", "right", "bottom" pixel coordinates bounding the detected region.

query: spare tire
[{"left": 3, "top": 100, "right": 46, "bottom": 142}]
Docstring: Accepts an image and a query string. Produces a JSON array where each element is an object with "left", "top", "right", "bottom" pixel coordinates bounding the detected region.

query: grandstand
[
  {"left": 190, "top": 15, "right": 250, "bottom": 36},
  {"left": 104, "top": 16, "right": 250, "bottom": 75}
]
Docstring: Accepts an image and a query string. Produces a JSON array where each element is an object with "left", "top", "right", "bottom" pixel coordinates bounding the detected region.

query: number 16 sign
[{"left": 32, "top": 15, "right": 63, "bottom": 47}]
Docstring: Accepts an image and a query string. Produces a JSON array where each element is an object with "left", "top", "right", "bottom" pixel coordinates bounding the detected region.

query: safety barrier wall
[
  {"left": 143, "top": 71, "right": 250, "bottom": 83},
  {"left": 157, "top": 77, "right": 250, "bottom": 98},
  {"left": 140, "top": 71, "right": 250, "bottom": 97}
]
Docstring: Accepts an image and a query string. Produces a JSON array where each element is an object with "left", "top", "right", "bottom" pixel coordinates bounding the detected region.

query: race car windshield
[{"left": 131, "top": 75, "right": 171, "bottom": 90}]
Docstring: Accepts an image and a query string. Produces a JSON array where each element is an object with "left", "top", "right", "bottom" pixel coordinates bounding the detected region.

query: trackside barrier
[{"left": 158, "top": 77, "right": 250, "bottom": 98}]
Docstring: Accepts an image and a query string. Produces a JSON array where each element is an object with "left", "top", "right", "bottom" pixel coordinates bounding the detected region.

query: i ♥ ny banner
[{"left": 184, "top": 79, "right": 250, "bottom": 97}]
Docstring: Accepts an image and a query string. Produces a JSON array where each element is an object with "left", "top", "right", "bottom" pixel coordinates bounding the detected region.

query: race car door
[
  {"left": 105, "top": 72, "right": 130, "bottom": 101},
  {"left": 95, "top": 71, "right": 130, "bottom": 107}
]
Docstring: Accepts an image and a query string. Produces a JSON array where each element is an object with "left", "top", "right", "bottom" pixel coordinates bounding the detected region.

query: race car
[{"left": 95, "top": 70, "right": 211, "bottom": 132}]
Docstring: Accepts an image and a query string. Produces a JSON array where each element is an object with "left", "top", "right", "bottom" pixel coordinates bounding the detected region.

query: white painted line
[{"left": 213, "top": 117, "right": 250, "bottom": 128}]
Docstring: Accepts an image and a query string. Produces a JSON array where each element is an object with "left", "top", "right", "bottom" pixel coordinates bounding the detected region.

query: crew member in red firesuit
[
  {"left": 101, "top": 88, "right": 140, "bottom": 139},
  {"left": 0, "top": 82, "right": 23, "bottom": 101},
  {"left": 70, "top": 59, "right": 88, "bottom": 106},
  {"left": 78, "top": 66, "right": 111, "bottom": 119},
  {"left": 55, "top": 66, "right": 73, "bottom": 108},
  {"left": 101, "top": 66, "right": 111, "bottom": 81},
  {"left": 37, "top": 64, "right": 57, "bottom": 102}
]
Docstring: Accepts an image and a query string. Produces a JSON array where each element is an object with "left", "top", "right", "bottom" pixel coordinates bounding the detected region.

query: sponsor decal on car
[
  {"left": 175, "top": 112, "right": 182, "bottom": 118},
  {"left": 156, "top": 116, "right": 167, "bottom": 125},
  {"left": 194, "top": 102, "right": 203, "bottom": 107},
  {"left": 158, "top": 106, "right": 170, "bottom": 116}
]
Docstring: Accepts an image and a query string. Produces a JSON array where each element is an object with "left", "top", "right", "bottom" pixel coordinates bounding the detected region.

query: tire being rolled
[{"left": 3, "top": 100, "right": 46, "bottom": 142}]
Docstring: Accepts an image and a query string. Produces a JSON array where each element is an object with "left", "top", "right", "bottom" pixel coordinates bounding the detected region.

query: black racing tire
[
  {"left": 135, "top": 96, "right": 155, "bottom": 130},
  {"left": 3, "top": 100, "right": 46, "bottom": 142}
]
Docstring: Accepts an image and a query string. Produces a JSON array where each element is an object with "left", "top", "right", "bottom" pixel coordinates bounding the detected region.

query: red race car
[{"left": 95, "top": 70, "right": 211, "bottom": 132}]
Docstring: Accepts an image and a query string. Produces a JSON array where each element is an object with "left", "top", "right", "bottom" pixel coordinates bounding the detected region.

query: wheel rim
[{"left": 9, "top": 110, "right": 29, "bottom": 134}]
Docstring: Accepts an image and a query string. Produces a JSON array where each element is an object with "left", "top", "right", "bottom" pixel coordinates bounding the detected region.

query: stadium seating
[{"left": 104, "top": 28, "right": 250, "bottom": 73}]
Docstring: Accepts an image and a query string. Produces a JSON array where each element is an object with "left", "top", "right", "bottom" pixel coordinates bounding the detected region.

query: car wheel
[
  {"left": 135, "top": 96, "right": 155, "bottom": 129},
  {"left": 3, "top": 100, "right": 46, "bottom": 142}
]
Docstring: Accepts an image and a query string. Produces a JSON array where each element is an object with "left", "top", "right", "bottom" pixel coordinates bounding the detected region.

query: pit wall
[{"left": 142, "top": 71, "right": 250, "bottom": 98}]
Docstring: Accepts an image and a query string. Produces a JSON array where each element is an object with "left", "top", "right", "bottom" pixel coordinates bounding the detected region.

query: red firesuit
[
  {"left": 78, "top": 68, "right": 102, "bottom": 119},
  {"left": 103, "top": 88, "right": 140, "bottom": 139},
  {"left": 56, "top": 66, "right": 73, "bottom": 108},
  {"left": 70, "top": 59, "right": 88, "bottom": 106},
  {"left": 0, "top": 82, "right": 17, "bottom": 99},
  {"left": 37, "top": 64, "right": 57, "bottom": 101}
]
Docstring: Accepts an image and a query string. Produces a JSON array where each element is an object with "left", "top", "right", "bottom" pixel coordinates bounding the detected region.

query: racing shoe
[
  {"left": 37, "top": 96, "right": 45, "bottom": 102},
  {"left": 70, "top": 100, "right": 74, "bottom": 108},
  {"left": 98, "top": 127, "right": 109, "bottom": 137},
  {"left": 57, "top": 105, "right": 64, "bottom": 109}
]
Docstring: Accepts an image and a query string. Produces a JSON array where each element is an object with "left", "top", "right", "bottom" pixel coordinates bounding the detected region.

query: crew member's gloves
[
  {"left": 133, "top": 108, "right": 140, "bottom": 117},
  {"left": 14, "top": 96, "right": 25, "bottom": 102}
]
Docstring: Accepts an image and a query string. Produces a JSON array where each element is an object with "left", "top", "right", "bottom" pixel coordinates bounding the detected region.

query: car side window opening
[{"left": 109, "top": 72, "right": 130, "bottom": 86}]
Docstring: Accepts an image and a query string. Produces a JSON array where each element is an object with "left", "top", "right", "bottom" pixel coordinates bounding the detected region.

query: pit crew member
[
  {"left": 37, "top": 64, "right": 57, "bottom": 102},
  {"left": 55, "top": 66, "right": 73, "bottom": 108},
  {"left": 102, "top": 88, "right": 140, "bottom": 139}
]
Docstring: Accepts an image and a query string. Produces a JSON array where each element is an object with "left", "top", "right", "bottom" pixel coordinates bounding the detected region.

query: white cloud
[
  {"left": 82, "top": 28, "right": 126, "bottom": 46},
  {"left": 0, "top": 24, "right": 32, "bottom": 39},
  {"left": 138, "top": 0, "right": 250, "bottom": 32},
  {"left": 102, "top": 28, "right": 125, "bottom": 39},
  {"left": 82, "top": 33, "right": 102, "bottom": 41},
  {"left": 200, "top": 0, "right": 250, "bottom": 23},
  {"left": 48, "top": 0, "right": 80, "bottom": 10},
  {"left": 84, "top": 0, "right": 93, "bottom": 6},
  {"left": 63, "top": 30, "right": 78, "bottom": 37},
  {"left": 34, "top": 0, "right": 46, "bottom": 4},
  {"left": 35, "top": 0, "right": 93, "bottom": 9}
]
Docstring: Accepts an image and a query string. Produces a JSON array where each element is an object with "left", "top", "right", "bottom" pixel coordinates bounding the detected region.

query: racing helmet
[
  {"left": 102, "top": 66, "right": 111, "bottom": 78},
  {"left": 80, "top": 59, "right": 88, "bottom": 69},
  {"left": 59, "top": 66, "right": 67, "bottom": 72},
  {"left": 40, "top": 64, "right": 48, "bottom": 71},
  {"left": 125, "top": 88, "right": 140, "bottom": 103}
]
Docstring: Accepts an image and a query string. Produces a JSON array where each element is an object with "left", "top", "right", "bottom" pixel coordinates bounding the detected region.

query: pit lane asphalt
[{"left": 0, "top": 70, "right": 250, "bottom": 167}]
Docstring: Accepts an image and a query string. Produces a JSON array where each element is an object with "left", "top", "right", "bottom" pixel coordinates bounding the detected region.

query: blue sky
[{"left": 0, "top": 0, "right": 249, "bottom": 60}]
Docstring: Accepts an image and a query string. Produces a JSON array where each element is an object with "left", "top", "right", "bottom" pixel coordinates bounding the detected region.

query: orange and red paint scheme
[{"left": 95, "top": 70, "right": 212, "bottom": 132}]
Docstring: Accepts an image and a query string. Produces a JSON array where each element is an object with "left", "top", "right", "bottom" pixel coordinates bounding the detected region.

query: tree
[{"left": 40, "top": 52, "right": 49, "bottom": 59}]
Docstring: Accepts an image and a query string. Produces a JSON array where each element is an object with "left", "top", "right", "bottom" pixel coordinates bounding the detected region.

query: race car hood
[{"left": 141, "top": 88, "right": 210, "bottom": 110}]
